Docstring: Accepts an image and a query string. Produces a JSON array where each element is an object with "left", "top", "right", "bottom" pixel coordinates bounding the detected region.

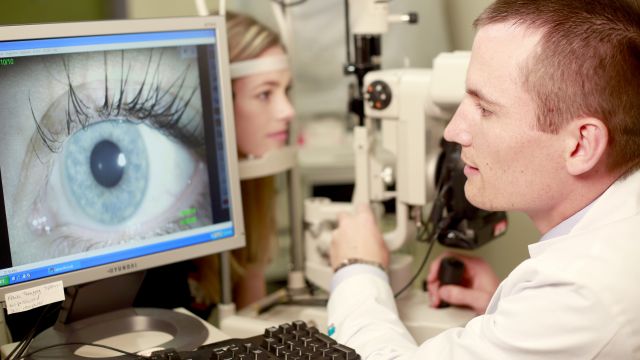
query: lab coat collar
[{"left": 528, "top": 169, "right": 640, "bottom": 257}]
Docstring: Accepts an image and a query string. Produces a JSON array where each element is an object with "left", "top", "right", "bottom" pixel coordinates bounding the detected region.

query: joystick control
[{"left": 437, "top": 256, "right": 465, "bottom": 308}]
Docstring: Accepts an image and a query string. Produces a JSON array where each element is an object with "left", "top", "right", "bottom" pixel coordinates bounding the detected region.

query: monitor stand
[{"left": 26, "top": 272, "right": 208, "bottom": 359}]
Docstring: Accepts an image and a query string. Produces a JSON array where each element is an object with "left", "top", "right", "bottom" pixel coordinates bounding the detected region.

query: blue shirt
[{"left": 539, "top": 202, "right": 594, "bottom": 242}]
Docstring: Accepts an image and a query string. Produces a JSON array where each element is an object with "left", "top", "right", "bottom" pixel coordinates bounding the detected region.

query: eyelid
[
  {"left": 466, "top": 87, "right": 500, "bottom": 108},
  {"left": 251, "top": 83, "right": 278, "bottom": 94},
  {"left": 474, "top": 101, "right": 493, "bottom": 117},
  {"left": 255, "top": 89, "right": 272, "bottom": 100}
]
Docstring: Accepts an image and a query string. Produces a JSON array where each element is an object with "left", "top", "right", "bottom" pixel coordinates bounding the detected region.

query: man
[{"left": 328, "top": 0, "right": 640, "bottom": 358}]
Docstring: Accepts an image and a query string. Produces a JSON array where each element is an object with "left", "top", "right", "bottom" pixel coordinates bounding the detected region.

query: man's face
[{"left": 444, "top": 23, "right": 569, "bottom": 219}]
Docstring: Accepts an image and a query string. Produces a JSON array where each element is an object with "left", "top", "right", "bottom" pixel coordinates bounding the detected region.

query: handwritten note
[{"left": 4, "top": 281, "right": 65, "bottom": 314}]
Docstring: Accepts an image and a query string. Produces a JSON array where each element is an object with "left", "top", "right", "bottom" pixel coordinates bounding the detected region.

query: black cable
[
  {"left": 6, "top": 302, "right": 61, "bottom": 360},
  {"left": 270, "top": 0, "right": 308, "bottom": 7},
  {"left": 392, "top": 174, "right": 453, "bottom": 298},
  {"left": 15, "top": 342, "right": 151, "bottom": 360},
  {"left": 393, "top": 228, "right": 437, "bottom": 298}
]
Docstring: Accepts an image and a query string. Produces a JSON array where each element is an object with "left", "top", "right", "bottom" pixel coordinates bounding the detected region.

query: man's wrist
[{"left": 333, "top": 257, "right": 386, "bottom": 273}]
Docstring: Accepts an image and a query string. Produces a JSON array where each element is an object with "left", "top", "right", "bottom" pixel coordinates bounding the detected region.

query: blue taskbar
[
  {"left": 0, "top": 29, "right": 216, "bottom": 58},
  {"left": 0, "top": 225, "right": 234, "bottom": 287}
]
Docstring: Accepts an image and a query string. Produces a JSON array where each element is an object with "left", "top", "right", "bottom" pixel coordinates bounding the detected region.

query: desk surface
[{"left": 0, "top": 308, "right": 228, "bottom": 359}]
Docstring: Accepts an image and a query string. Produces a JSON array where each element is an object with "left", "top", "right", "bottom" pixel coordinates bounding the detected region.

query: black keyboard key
[
  {"left": 321, "top": 348, "right": 336, "bottom": 358},
  {"left": 212, "top": 349, "right": 225, "bottom": 360},
  {"left": 292, "top": 330, "right": 307, "bottom": 340},
  {"left": 332, "top": 344, "right": 358, "bottom": 360},
  {"left": 262, "top": 337, "right": 277, "bottom": 351},
  {"left": 292, "top": 320, "right": 307, "bottom": 331},
  {"left": 243, "top": 342, "right": 255, "bottom": 353},
  {"left": 307, "top": 342, "right": 320, "bottom": 353},
  {"left": 149, "top": 348, "right": 181, "bottom": 360},
  {"left": 273, "top": 344, "right": 286, "bottom": 357},
  {"left": 290, "top": 346, "right": 303, "bottom": 356},
  {"left": 251, "top": 349, "right": 269, "bottom": 360},
  {"left": 278, "top": 333, "right": 295, "bottom": 344},
  {"left": 265, "top": 326, "right": 280, "bottom": 338},
  {"left": 300, "top": 337, "right": 313, "bottom": 348},
  {"left": 314, "top": 333, "right": 337, "bottom": 348},
  {"left": 279, "top": 323, "right": 293, "bottom": 334}
]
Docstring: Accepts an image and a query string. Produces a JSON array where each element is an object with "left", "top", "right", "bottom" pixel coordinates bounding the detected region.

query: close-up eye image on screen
[
  {"left": 0, "top": 27, "right": 238, "bottom": 273},
  {"left": 3, "top": 46, "right": 218, "bottom": 265}
]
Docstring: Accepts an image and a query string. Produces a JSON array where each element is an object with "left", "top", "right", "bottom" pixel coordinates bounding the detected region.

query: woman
[{"left": 192, "top": 11, "right": 295, "bottom": 310}]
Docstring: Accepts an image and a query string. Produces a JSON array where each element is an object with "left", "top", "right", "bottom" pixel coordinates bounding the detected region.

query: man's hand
[
  {"left": 426, "top": 252, "right": 500, "bottom": 314},
  {"left": 330, "top": 204, "right": 390, "bottom": 270}
]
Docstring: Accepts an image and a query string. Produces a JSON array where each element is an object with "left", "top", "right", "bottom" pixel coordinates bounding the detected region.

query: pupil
[{"left": 90, "top": 140, "right": 125, "bottom": 188}]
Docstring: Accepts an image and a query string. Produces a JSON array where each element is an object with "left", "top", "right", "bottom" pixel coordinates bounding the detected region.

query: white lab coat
[{"left": 328, "top": 170, "right": 640, "bottom": 359}]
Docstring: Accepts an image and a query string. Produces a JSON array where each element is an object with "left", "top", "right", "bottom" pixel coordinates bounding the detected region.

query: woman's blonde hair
[
  {"left": 193, "top": 12, "right": 283, "bottom": 307},
  {"left": 226, "top": 11, "right": 282, "bottom": 62}
]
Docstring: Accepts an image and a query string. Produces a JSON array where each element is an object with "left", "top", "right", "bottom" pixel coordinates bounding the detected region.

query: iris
[{"left": 63, "top": 120, "right": 149, "bottom": 225}]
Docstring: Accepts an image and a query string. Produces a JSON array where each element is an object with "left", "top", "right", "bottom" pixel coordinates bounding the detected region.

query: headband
[{"left": 230, "top": 55, "right": 289, "bottom": 79}]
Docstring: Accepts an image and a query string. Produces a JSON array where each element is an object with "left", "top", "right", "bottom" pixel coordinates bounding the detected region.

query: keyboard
[{"left": 149, "top": 320, "right": 360, "bottom": 360}]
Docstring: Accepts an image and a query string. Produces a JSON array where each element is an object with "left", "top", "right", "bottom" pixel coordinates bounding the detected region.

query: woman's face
[{"left": 232, "top": 46, "right": 295, "bottom": 157}]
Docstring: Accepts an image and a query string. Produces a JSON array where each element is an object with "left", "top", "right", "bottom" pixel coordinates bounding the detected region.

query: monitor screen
[{"left": 0, "top": 16, "right": 245, "bottom": 301}]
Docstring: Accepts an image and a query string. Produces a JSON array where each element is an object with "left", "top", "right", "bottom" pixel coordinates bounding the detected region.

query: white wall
[
  {"left": 445, "top": 0, "right": 493, "bottom": 50},
  {"left": 126, "top": 0, "right": 196, "bottom": 18}
]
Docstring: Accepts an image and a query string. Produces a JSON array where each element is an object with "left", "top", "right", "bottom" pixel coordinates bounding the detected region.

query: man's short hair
[{"left": 475, "top": 0, "right": 640, "bottom": 175}]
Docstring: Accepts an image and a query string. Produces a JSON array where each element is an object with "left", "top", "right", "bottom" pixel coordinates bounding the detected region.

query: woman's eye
[
  {"left": 256, "top": 90, "right": 272, "bottom": 101},
  {"left": 46, "top": 119, "right": 199, "bottom": 230}
]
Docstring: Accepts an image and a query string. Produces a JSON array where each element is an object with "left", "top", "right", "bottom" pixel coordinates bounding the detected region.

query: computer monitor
[{"left": 0, "top": 16, "right": 245, "bottom": 356}]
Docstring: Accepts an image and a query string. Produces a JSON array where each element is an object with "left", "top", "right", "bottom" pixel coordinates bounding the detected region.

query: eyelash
[{"left": 30, "top": 50, "right": 203, "bottom": 157}]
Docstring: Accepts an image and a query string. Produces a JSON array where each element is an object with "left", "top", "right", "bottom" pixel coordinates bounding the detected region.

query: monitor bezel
[{"left": 0, "top": 16, "right": 246, "bottom": 301}]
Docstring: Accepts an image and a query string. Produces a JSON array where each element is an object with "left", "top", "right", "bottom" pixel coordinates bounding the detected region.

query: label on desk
[{"left": 4, "top": 281, "right": 64, "bottom": 314}]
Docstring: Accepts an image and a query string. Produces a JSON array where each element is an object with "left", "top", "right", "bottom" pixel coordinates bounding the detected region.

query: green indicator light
[
  {"left": 0, "top": 276, "right": 9, "bottom": 287},
  {"left": 180, "top": 208, "right": 197, "bottom": 217},
  {"left": 180, "top": 216, "right": 198, "bottom": 226}
]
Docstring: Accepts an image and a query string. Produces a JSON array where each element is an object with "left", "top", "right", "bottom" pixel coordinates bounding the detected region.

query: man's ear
[{"left": 563, "top": 118, "right": 609, "bottom": 176}]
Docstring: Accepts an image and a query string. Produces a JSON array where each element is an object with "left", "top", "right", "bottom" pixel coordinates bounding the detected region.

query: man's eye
[
  {"left": 475, "top": 103, "right": 492, "bottom": 117},
  {"left": 45, "top": 119, "right": 200, "bottom": 230}
]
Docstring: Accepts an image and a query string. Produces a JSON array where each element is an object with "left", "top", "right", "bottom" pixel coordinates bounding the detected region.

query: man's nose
[{"left": 444, "top": 106, "right": 472, "bottom": 146}]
